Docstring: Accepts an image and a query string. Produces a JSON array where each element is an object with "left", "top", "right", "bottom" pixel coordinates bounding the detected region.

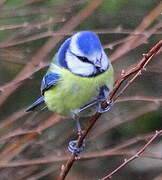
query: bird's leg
[
  {"left": 68, "top": 100, "right": 99, "bottom": 154},
  {"left": 97, "top": 85, "right": 113, "bottom": 113},
  {"left": 98, "top": 98, "right": 113, "bottom": 113},
  {"left": 76, "top": 117, "right": 82, "bottom": 135},
  {"left": 68, "top": 113, "right": 85, "bottom": 154},
  {"left": 72, "top": 113, "right": 83, "bottom": 135},
  {"left": 77, "top": 99, "right": 98, "bottom": 113}
]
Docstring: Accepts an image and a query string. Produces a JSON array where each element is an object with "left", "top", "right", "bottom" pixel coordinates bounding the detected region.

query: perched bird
[{"left": 26, "top": 31, "right": 114, "bottom": 153}]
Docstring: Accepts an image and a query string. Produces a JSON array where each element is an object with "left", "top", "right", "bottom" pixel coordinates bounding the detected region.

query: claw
[
  {"left": 98, "top": 99, "right": 113, "bottom": 113},
  {"left": 68, "top": 140, "right": 85, "bottom": 154}
]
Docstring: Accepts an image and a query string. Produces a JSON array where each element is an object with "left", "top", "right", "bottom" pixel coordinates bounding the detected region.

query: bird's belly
[
  {"left": 44, "top": 82, "right": 98, "bottom": 116},
  {"left": 44, "top": 64, "right": 114, "bottom": 116}
]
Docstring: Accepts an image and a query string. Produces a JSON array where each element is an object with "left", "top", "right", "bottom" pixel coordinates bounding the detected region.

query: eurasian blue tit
[{"left": 26, "top": 31, "right": 114, "bottom": 117}]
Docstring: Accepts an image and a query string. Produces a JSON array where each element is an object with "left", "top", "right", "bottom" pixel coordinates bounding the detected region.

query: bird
[{"left": 26, "top": 31, "right": 114, "bottom": 153}]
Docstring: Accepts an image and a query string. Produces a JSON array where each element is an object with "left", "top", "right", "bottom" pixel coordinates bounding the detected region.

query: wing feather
[
  {"left": 41, "top": 73, "right": 60, "bottom": 95},
  {"left": 26, "top": 73, "right": 60, "bottom": 112}
]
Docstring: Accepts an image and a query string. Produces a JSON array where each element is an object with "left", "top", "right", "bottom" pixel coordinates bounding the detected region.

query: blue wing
[
  {"left": 41, "top": 73, "right": 60, "bottom": 95},
  {"left": 26, "top": 73, "right": 60, "bottom": 112}
]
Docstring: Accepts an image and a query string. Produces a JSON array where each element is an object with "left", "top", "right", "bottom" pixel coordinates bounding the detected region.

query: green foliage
[
  {"left": 135, "top": 110, "right": 162, "bottom": 133},
  {"left": 6, "top": 0, "right": 25, "bottom": 5},
  {"left": 100, "top": 0, "right": 129, "bottom": 15},
  {"left": 46, "top": 0, "right": 67, "bottom": 5}
]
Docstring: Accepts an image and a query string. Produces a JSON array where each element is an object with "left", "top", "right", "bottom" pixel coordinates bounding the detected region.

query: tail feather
[{"left": 26, "top": 96, "right": 44, "bottom": 112}]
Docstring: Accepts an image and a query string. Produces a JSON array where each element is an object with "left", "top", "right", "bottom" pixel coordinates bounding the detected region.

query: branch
[
  {"left": 0, "top": 17, "right": 62, "bottom": 31},
  {"left": 89, "top": 102, "right": 159, "bottom": 141},
  {"left": 0, "top": 0, "right": 104, "bottom": 165},
  {"left": 0, "top": 108, "right": 28, "bottom": 130},
  {"left": 0, "top": 0, "right": 7, "bottom": 8},
  {"left": 99, "top": 130, "right": 162, "bottom": 180},
  {"left": 110, "top": 1, "right": 162, "bottom": 61},
  {"left": 0, "top": 9, "right": 161, "bottom": 101},
  {"left": 0, "top": 62, "right": 48, "bottom": 93},
  {"left": 57, "top": 39, "right": 162, "bottom": 180},
  {"left": 1, "top": 98, "right": 159, "bottom": 142},
  {"left": 28, "top": 165, "right": 57, "bottom": 180},
  {"left": 0, "top": 0, "right": 104, "bottom": 107},
  {"left": 0, "top": 114, "right": 61, "bottom": 162},
  {"left": 1, "top": 25, "right": 162, "bottom": 48},
  {"left": 0, "top": 131, "right": 161, "bottom": 168},
  {"left": 0, "top": 21, "right": 161, "bottom": 49},
  {"left": 0, "top": 22, "right": 161, "bottom": 93},
  {"left": 117, "top": 96, "right": 162, "bottom": 103},
  {"left": 107, "top": 22, "right": 162, "bottom": 52},
  {"left": 110, "top": 39, "right": 162, "bottom": 101}
]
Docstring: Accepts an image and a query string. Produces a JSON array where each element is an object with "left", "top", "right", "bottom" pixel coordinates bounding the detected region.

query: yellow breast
[{"left": 44, "top": 65, "right": 113, "bottom": 116}]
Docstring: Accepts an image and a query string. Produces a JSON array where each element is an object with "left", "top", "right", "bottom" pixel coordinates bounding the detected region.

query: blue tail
[{"left": 26, "top": 96, "right": 44, "bottom": 112}]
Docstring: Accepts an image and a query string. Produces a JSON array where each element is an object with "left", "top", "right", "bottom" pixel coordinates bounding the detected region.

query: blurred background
[{"left": 0, "top": 0, "right": 162, "bottom": 179}]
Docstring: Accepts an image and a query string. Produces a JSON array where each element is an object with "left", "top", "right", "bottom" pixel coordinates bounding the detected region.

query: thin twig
[
  {"left": 1, "top": 97, "right": 159, "bottom": 142},
  {"left": 0, "top": 108, "right": 28, "bottom": 130},
  {"left": 0, "top": 114, "right": 61, "bottom": 161},
  {"left": 57, "top": 40, "right": 162, "bottom": 180},
  {"left": 0, "top": 62, "right": 48, "bottom": 93},
  {"left": 117, "top": 96, "right": 162, "bottom": 103},
  {"left": 0, "top": 17, "right": 64, "bottom": 31},
  {"left": 0, "top": 0, "right": 104, "bottom": 165},
  {"left": 27, "top": 165, "right": 57, "bottom": 180},
  {"left": 0, "top": 129, "right": 40, "bottom": 142},
  {"left": 99, "top": 130, "right": 162, "bottom": 180},
  {"left": 110, "top": 40, "right": 162, "bottom": 101},
  {"left": 0, "top": 21, "right": 161, "bottom": 102},
  {"left": 0, "top": 0, "right": 7, "bottom": 8},
  {"left": 1, "top": 26, "right": 162, "bottom": 48},
  {"left": 1, "top": 21, "right": 162, "bottom": 48},
  {"left": 89, "top": 102, "right": 159, "bottom": 141},
  {"left": 0, "top": 0, "right": 104, "bottom": 107},
  {"left": 0, "top": 131, "right": 161, "bottom": 168},
  {"left": 110, "top": 1, "right": 162, "bottom": 61},
  {"left": 0, "top": 22, "right": 161, "bottom": 93}
]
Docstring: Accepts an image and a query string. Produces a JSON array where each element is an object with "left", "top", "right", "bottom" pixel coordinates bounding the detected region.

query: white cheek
[{"left": 66, "top": 51, "right": 95, "bottom": 76}]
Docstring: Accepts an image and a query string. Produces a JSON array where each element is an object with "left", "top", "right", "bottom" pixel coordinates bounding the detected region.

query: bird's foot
[
  {"left": 68, "top": 140, "right": 85, "bottom": 154},
  {"left": 98, "top": 99, "right": 113, "bottom": 113}
]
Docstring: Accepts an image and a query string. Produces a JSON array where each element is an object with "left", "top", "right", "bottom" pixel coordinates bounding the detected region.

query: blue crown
[
  {"left": 56, "top": 31, "right": 102, "bottom": 69},
  {"left": 76, "top": 31, "right": 102, "bottom": 55}
]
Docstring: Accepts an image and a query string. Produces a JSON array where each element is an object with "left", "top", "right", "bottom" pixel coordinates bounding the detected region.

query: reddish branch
[
  {"left": 0, "top": 0, "right": 104, "bottom": 165},
  {"left": 57, "top": 40, "right": 162, "bottom": 180},
  {"left": 0, "top": 0, "right": 104, "bottom": 107},
  {"left": 110, "top": 1, "right": 162, "bottom": 61},
  {"left": 117, "top": 96, "right": 162, "bottom": 103},
  {"left": 0, "top": 10, "right": 161, "bottom": 100},
  {"left": 1, "top": 20, "right": 161, "bottom": 93},
  {"left": 0, "top": 114, "right": 61, "bottom": 162},
  {"left": 0, "top": 130, "right": 161, "bottom": 168},
  {"left": 99, "top": 130, "right": 162, "bottom": 180},
  {"left": 89, "top": 102, "right": 159, "bottom": 141}
]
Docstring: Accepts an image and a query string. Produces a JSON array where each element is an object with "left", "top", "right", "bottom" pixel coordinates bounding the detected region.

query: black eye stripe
[
  {"left": 76, "top": 56, "right": 90, "bottom": 63},
  {"left": 69, "top": 49, "right": 93, "bottom": 64}
]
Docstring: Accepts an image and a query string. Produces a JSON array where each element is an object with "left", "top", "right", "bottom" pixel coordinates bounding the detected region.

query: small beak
[{"left": 94, "top": 59, "right": 102, "bottom": 68}]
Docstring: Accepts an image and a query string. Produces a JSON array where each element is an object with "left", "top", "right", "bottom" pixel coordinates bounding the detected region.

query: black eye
[{"left": 77, "top": 56, "right": 89, "bottom": 62}]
